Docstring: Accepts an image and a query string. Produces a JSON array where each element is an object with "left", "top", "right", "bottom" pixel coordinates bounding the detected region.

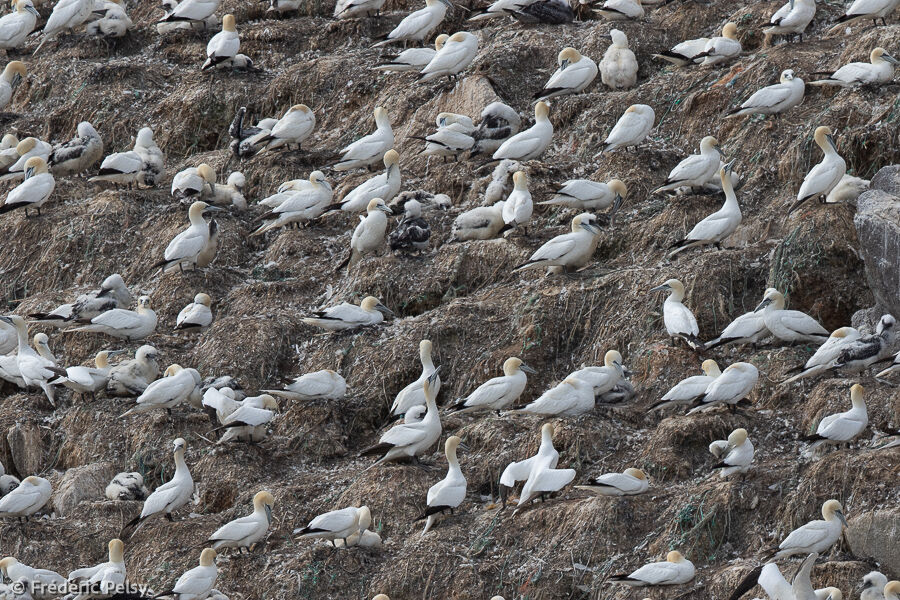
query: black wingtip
[{"left": 728, "top": 564, "right": 764, "bottom": 600}]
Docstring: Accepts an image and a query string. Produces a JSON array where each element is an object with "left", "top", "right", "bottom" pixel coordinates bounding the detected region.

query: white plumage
[
  {"left": 728, "top": 69, "right": 805, "bottom": 118},
  {"left": 687, "top": 361, "right": 759, "bottom": 414},
  {"left": 451, "top": 200, "right": 506, "bottom": 241},
  {"left": 175, "top": 293, "right": 213, "bottom": 332},
  {"left": 0, "top": 476, "right": 51, "bottom": 518},
  {"left": 302, "top": 296, "right": 392, "bottom": 331},
  {"left": 536, "top": 47, "right": 598, "bottom": 100},
  {"left": 837, "top": 0, "right": 900, "bottom": 24},
  {"left": 514, "top": 213, "right": 601, "bottom": 272},
  {"left": 334, "top": 106, "right": 394, "bottom": 171},
  {"left": 120, "top": 364, "right": 199, "bottom": 417},
  {"left": 157, "top": 201, "right": 220, "bottom": 272},
  {"left": 764, "top": 0, "right": 815, "bottom": 40},
  {"left": 654, "top": 37, "right": 709, "bottom": 67},
  {"left": 90, "top": 127, "right": 164, "bottom": 188},
  {"left": 73, "top": 295, "right": 157, "bottom": 341},
  {"left": 126, "top": 438, "right": 194, "bottom": 528},
  {"left": 597, "top": 0, "right": 643, "bottom": 20},
  {"left": 373, "top": 34, "right": 448, "bottom": 72},
  {"left": 602, "top": 104, "right": 654, "bottom": 153},
  {"left": 419, "top": 31, "right": 478, "bottom": 82},
  {"left": 803, "top": 384, "right": 868, "bottom": 448},
  {"left": 334, "top": 0, "right": 384, "bottom": 18},
  {"left": 510, "top": 376, "right": 594, "bottom": 416},
  {"left": 449, "top": 357, "right": 533, "bottom": 413},
  {"left": 0, "top": 2, "right": 38, "bottom": 50},
  {"left": 599, "top": 30, "right": 637, "bottom": 89},
  {"left": 0, "top": 557, "right": 65, "bottom": 599},
  {"left": 791, "top": 126, "right": 847, "bottom": 212},
  {"left": 202, "top": 14, "right": 239, "bottom": 71},
  {"left": 35, "top": 0, "right": 93, "bottom": 52},
  {"left": 107, "top": 345, "right": 159, "bottom": 397},
  {"left": 264, "top": 369, "right": 347, "bottom": 401},
  {"left": 375, "top": 0, "right": 450, "bottom": 46},
  {"left": 650, "top": 279, "right": 701, "bottom": 348},
  {"left": 754, "top": 289, "right": 829, "bottom": 344},
  {"left": 810, "top": 48, "right": 898, "bottom": 86},
  {"left": 541, "top": 178, "right": 627, "bottom": 212},
  {"left": 362, "top": 372, "right": 441, "bottom": 464},
  {"left": 207, "top": 491, "right": 274, "bottom": 550},
  {"left": 167, "top": 549, "right": 218, "bottom": 600},
  {"left": 694, "top": 23, "right": 741, "bottom": 66},
  {"left": 159, "top": 0, "right": 220, "bottom": 24},
  {"left": 421, "top": 436, "right": 466, "bottom": 534},
  {"left": 54, "top": 349, "right": 119, "bottom": 395},
  {"left": 326, "top": 150, "right": 400, "bottom": 214},
  {"left": 501, "top": 171, "right": 532, "bottom": 232},
  {"left": 390, "top": 339, "right": 440, "bottom": 415},
  {"left": 0, "top": 157, "right": 55, "bottom": 217},
  {"left": 296, "top": 506, "right": 368, "bottom": 544},
  {"left": 343, "top": 198, "right": 392, "bottom": 269},
  {"left": 252, "top": 171, "right": 332, "bottom": 235},
  {"left": 67, "top": 539, "right": 127, "bottom": 599},
  {"left": 576, "top": 467, "right": 648, "bottom": 496},
  {"left": 782, "top": 326, "right": 861, "bottom": 384},
  {"left": 669, "top": 162, "right": 741, "bottom": 258},
  {"left": 567, "top": 350, "right": 626, "bottom": 397},
  {"left": 611, "top": 551, "right": 695, "bottom": 586},
  {"left": 774, "top": 499, "right": 847, "bottom": 559},
  {"left": 493, "top": 101, "right": 552, "bottom": 161},
  {"left": 652, "top": 359, "right": 721, "bottom": 410},
  {"left": 654, "top": 136, "right": 721, "bottom": 192},
  {"left": 254, "top": 104, "right": 316, "bottom": 153},
  {"left": 499, "top": 423, "right": 575, "bottom": 508},
  {"left": 709, "top": 428, "right": 754, "bottom": 476}
]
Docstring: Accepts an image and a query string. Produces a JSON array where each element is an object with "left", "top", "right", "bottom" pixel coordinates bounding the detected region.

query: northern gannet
[
  {"left": 72, "top": 296, "right": 157, "bottom": 341},
  {"left": 361, "top": 370, "right": 441, "bottom": 463},
  {"left": 448, "top": 357, "right": 534, "bottom": 413},
  {"left": 0, "top": 318, "right": 14, "bottom": 354},
  {"left": 175, "top": 293, "right": 213, "bottom": 332},
  {"left": 472, "top": 102, "right": 521, "bottom": 156},
  {"left": 833, "top": 314, "right": 895, "bottom": 372},
  {"left": 801, "top": 384, "right": 867, "bottom": 451},
  {"left": 499, "top": 170, "right": 532, "bottom": 234},
  {"left": 206, "top": 491, "right": 274, "bottom": 550},
  {"left": 0, "top": 476, "right": 51, "bottom": 519},
  {"left": 876, "top": 350, "right": 900, "bottom": 378},
  {"left": 0, "top": 134, "right": 19, "bottom": 172},
  {"left": 47, "top": 121, "right": 103, "bottom": 175},
  {"left": 601, "top": 104, "right": 654, "bottom": 153},
  {"left": 686, "top": 361, "right": 758, "bottom": 414},
  {"left": 493, "top": 102, "right": 552, "bottom": 161},
  {"left": 705, "top": 289, "right": 774, "bottom": 349},
  {"left": 230, "top": 111, "right": 277, "bottom": 157},
  {"left": 334, "top": 106, "right": 394, "bottom": 171},
  {"left": 334, "top": 0, "right": 384, "bottom": 18},
  {"left": 810, "top": 48, "right": 898, "bottom": 86},
  {"left": 85, "top": 0, "right": 133, "bottom": 37},
  {"left": 373, "top": 34, "right": 449, "bottom": 72},
  {"left": 782, "top": 326, "right": 861, "bottom": 384},
  {"left": 157, "top": 549, "right": 217, "bottom": 600},
  {"left": 0, "top": 558, "right": 64, "bottom": 599},
  {"left": 107, "top": 345, "right": 159, "bottom": 396},
  {"left": 654, "top": 136, "right": 721, "bottom": 193},
  {"left": 374, "top": 0, "right": 450, "bottom": 46},
  {"left": 754, "top": 289, "right": 828, "bottom": 344},
  {"left": 416, "top": 117, "right": 474, "bottom": 160},
  {"left": 54, "top": 349, "right": 122, "bottom": 398},
  {"left": 765, "top": 0, "right": 815, "bottom": 41},
  {"left": 599, "top": 30, "right": 637, "bottom": 89},
  {"left": 826, "top": 174, "right": 869, "bottom": 204},
  {"left": 324, "top": 150, "right": 400, "bottom": 214},
  {"left": 296, "top": 506, "right": 370, "bottom": 546},
  {"left": 303, "top": 296, "right": 392, "bottom": 331},
  {"left": 171, "top": 164, "right": 216, "bottom": 199},
  {"left": 861, "top": 572, "right": 888, "bottom": 600},
  {"left": 391, "top": 340, "right": 440, "bottom": 415},
  {"left": 1, "top": 316, "right": 64, "bottom": 405},
  {"left": 123, "top": 438, "right": 193, "bottom": 531},
  {"left": 214, "top": 394, "right": 277, "bottom": 444},
  {"left": 649, "top": 279, "right": 702, "bottom": 349},
  {"left": 771, "top": 499, "right": 847, "bottom": 559},
  {"left": 201, "top": 386, "right": 240, "bottom": 422},
  {"left": 836, "top": 0, "right": 900, "bottom": 26},
  {"left": 34, "top": 0, "right": 92, "bottom": 53},
  {"left": 575, "top": 467, "right": 648, "bottom": 496},
  {"left": 210, "top": 172, "right": 246, "bottom": 209},
  {"left": 201, "top": 14, "right": 239, "bottom": 71},
  {"left": 669, "top": 161, "right": 741, "bottom": 258},
  {"left": 67, "top": 539, "right": 126, "bottom": 598},
  {"left": 158, "top": 0, "right": 220, "bottom": 26},
  {"left": 596, "top": 0, "right": 643, "bottom": 20},
  {"left": 420, "top": 436, "right": 466, "bottom": 534},
  {"left": 568, "top": 350, "right": 626, "bottom": 397},
  {"left": 89, "top": 127, "right": 164, "bottom": 188},
  {"left": 727, "top": 70, "right": 805, "bottom": 118},
  {"left": 252, "top": 171, "right": 332, "bottom": 235},
  {"left": 888, "top": 582, "right": 900, "bottom": 600},
  {"left": 154, "top": 201, "right": 221, "bottom": 272},
  {"left": 653, "top": 36, "right": 709, "bottom": 67},
  {"left": 336, "top": 198, "right": 393, "bottom": 270},
  {"left": 500, "top": 423, "right": 575, "bottom": 508},
  {"left": 509, "top": 376, "right": 595, "bottom": 416},
  {"left": 485, "top": 161, "right": 519, "bottom": 205},
  {"left": 731, "top": 552, "right": 830, "bottom": 600},
  {"left": 0, "top": 2, "right": 38, "bottom": 50},
  {"left": 0, "top": 137, "right": 51, "bottom": 181},
  {"left": 514, "top": 213, "right": 601, "bottom": 273},
  {"left": 0, "top": 156, "right": 54, "bottom": 218},
  {"left": 419, "top": 31, "right": 478, "bottom": 82},
  {"left": 541, "top": 179, "right": 626, "bottom": 216},
  {"left": 451, "top": 200, "right": 506, "bottom": 241},
  {"left": 389, "top": 199, "right": 431, "bottom": 252},
  {"left": 252, "top": 105, "right": 315, "bottom": 153},
  {"left": 120, "top": 364, "right": 200, "bottom": 417},
  {"left": 264, "top": 369, "right": 347, "bottom": 401},
  {"left": 789, "top": 126, "right": 846, "bottom": 214},
  {"left": 105, "top": 472, "right": 148, "bottom": 501},
  {"left": 334, "top": 512, "right": 381, "bottom": 548},
  {"left": 0, "top": 461, "right": 18, "bottom": 496},
  {"left": 651, "top": 359, "right": 721, "bottom": 410},
  {"left": 610, "top": 551, "right": 695, "bottom": 586},
  {"left": 709, "top": 428, "right": 754, "bottom": 476},
  {"left": 469, "top": 0, "right": 572, "bottom": 22},
  {"left": 693, "top": 23, "right": 741, "bottom": 66},
  {"left": 534, "top": 47, "right": 598, "bottom": 100}
]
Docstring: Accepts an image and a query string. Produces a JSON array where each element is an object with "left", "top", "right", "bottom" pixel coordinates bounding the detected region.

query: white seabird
[
  {"left": 296, "top": 506, "right": 369, "bottom": 545},
  {"left": 47, "top": 121, "right": 103, "bottom": 175},
  {"left": 390, "top": 339, "right": 440, "bottom": 415},
  {"left": 596, "top": 0, "right": 643, "bottom": 20},
  {"left": 732, "top": 552, "right": 830, "bottom": 600},
  {"left": 649, "top": 279, "right": 702, "bottom": 349},
  {"left": 472, "top": 102, "right": 521, "bottom": 156},
  {"left": 833, "top": 314, "right": 895, "bottom": 372},
  {"left": 154, "top": 201, "right": 221, "bottom": 272},
  {"left": 0, "top": 318, "right": 15, "bottom": 355},
  {"left": 692, "top": 23, "right": 741, "bottom": 66},
  {"left": 601, "top": 104, "right": 654, "bottom": 153},
  {"left": 801, "top": 384, "right": 867, "bottom": 451},
  {"left": 599, "top": 30, "right": 637, "bottom": 89},
  {"left": 754, "top": 289, "right": 828, "bottom": 344},
  {"left": 876, "top": 351, "right": 900, "bottom": 378},
  {"left": 789, "top": 126, "right": 847, "bottom": 214},
  {"left": 0, "top": 461, "right": 18, "bottom": 496},
  {"left": 67, "top": 539, "right": 127, "bottom": 599},
  {"left": 333, "top": 511, "right": 381, "bottom": 548},
  {"left": 123, "top": 438, "right": 193, "bottom": 531},
  {"left": 210, "top": 172, "right": 246, "bottom": 209},
  {"left": 499, "top": 170, "right": 532, "bottom": 234},
  {"left": 709, "top": 427, "right": 754, "bottom": 476},
  {"left": 34, "top": 0, "right": 92, "bottom": 53},
  {"left": 448, "top": 357, "right": 534, "bottom": 413},
  {"left": 374, "top": 0, "right": 451, "bottom": 47},
  {"left": 389, "top": 199, "right": 431, "bottom": 252},
  {"left": 610, "top": 551, "right": 695, "bottom": 586},
  {"left": 171, "top": 164, "right": 216, "bottom": 199},
  {"left": 373, "top": 34, "right": 449, "bottom": 72},
  {"left": 0, "top": 157, "right": 54, "bottom": 217},
  {"left": 651, "top": 359, "right": 721, "bottom": 410},
  {"left": 782, "top": 326, "right": 861, "bottom": 384},
  {"left": 884, "top": 582, "right": 900, "bottom": 600},
  {"left": 72, "top": 295, "right": 157, "bottom": 341},
  {"left": 264, "top": 369, "right": 347, "bottom": 401},
  {"left": 654, "top": 136, "right": 721, "bottom": 193},
  {"left": 825, "top": 174, "right": 869, "bottom": 204},
  {"left": 764, "top": 0, "right": 815, "bottom": 41},
  {"left": 669, "top": 161, "right": 741, "bottom": 258},
  {"left": 252, "top": 104, "right": 315, "bottom": 153},
  {"left": 158, "top": 549, "right": 218, "bottom": 600},
  {"left": 158, "top": 0, "right": 220, "bottom": 27},
  {"left": 509, "top": 376, "right": 595, "bottom": 416},
  {"left": 860, "top": 572, "right": 888, "bottom": 600},
  {"left": 534, "top": 47, "right": 598, "bottom": 100},
  {"left": 451, "top": 200, "right": 506, "bottom": 241},
  {"left": 334, "top": 106, "right": 394, "bottom": 171},
  {"left": 575, "top": 467, "right": 648, "bottom": 496},
  {"left": 0, "top": 557, "right": 65, "bottom": 599},
  {"left": 324, "top": 150, "right": 400, "bottom": 214},
  {"left": 120, "top": 364, "right": 200, "bottom": 417},
  {"left": 107, "top": 345, "right": 159, "bottom": 396},
  {"left": 500, "top": 423, "right": 575, "bottom": 508},
  {"left": 361, "top": 370, "right": 441, "bottom": 463},
  {"left": 89, "top": 127, "right": 164, "bottom": 188},
  {"left": 334, "top": 0, "right": 384, "bottom": 18},
  {"left": 416, "top": 117, "right": 474, "bottom": 160},
  {"left": 654, "top": 36, "right": 709, "bottom": 67},
  {"left": 0, "top": 476, "right": 51, "bottom": 519},
  {"left": 0, "top": 137, "right": 51, "bottom": 181},
  {"left": 513, "top": 213, "right": 601, "bottom": 273},
  {"left": 836, "top": 0, "right": 900, "bottom": 26},
  {"left": 1, "top": 316, "right": 64, "bottom": 405},
  {"left": 215, "top": 394, "right": 278, "bottom": 444},
  {"left": 727, "top": 70, "right": 805, "bottom": 118},
  {"left": 0, "top": 2, "right": 38, "bottom": 50},
  {"left": 540, "top": 179, "right": 626, "bottom": 216},
  {"left": 469, "top": 0, "right": 573, "bottom": 22},
  {"left": 53, "top": 349, "right": 122, "bottom": 398},
  {"left": 303, "top": 296, "right": 393, "bottom": 331},
  {"left": 420, "top": 436, "right": 466, "bottom": 534},
  {"left": 252, "top": 171, "right": 332, "bottom": 235},
  {"left": 687, "top": 361, "right": 759, "bottom": 414},
  {"left": 206, "top": 491, "right": 274, "bottom": 550},
  {"left": 337, "top": 198, "right": 393, "bottom": 270},
  {"left": 175, "top": 293, "right": 213, "bottom": 332},
  {"left": 772, "top": 499, "right": 847, "bottom": 559},
  {"left": 419, "top": 31, "right": 478, "bottom": 82},
  {"left": 704, "top": 290, "right": 774, "bottom": 349},
  {"left": 86, "top": 0, "right": 133, "bottom": 37},
  {"left": 105, "top": 472, "right": 148, "bottom": 501},
  {"left": 810, "top": 48, "right": 897, "bottom": 86},
  {"left": 493, "top": 101, "right": 552, "bottom": 161},
  {"left": 201, "top": 14, "right": 239, "bottom": 71}
]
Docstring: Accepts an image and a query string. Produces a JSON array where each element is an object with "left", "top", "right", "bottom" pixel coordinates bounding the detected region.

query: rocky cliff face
[{"left": 855, "top": 166, "right": 900, "bottom": 319}]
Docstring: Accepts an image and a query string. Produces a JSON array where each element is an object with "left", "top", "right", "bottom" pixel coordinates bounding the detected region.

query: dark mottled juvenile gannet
[
  {"left": 105, "top": 472, "right": 148, "bottom": 501},
  {"left": 389, "top": 199, "right": 431, "bottom": 252},
  {"left": 48, "top": 122, "right": 103, "bottom": 175},
  {"left": 472, "top": 103, "right": 520, "bottom": 156}
]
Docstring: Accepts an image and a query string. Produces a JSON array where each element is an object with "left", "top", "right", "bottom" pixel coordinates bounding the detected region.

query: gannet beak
[
  {"left": 438, "top": 0, "right": 453, "bottom": 8},
  {"left": 265, "top": 504, "right": 273, "bottom": 524},
  {"left": 24, "top": 165, "right": 34, "bottom": 178},
  {"left": 107, "top": 349, "right": 127, "bottom": 356},
  {"left": 724, "top": 158, "right": 736, "bottom": 173},
  {"left": 97, "top": 287, "right": 112, "bottom": 297},
  {"left": 788, "top": 0, "right": 794, "bottom": 8},
  {"left": 826, "top": 134, "right": 838, "bottom": 151},
  {"left": 882, "top": 53, "right": 899, "bottom": 65},
  {"left": 0, "top": 315, "right": 12, "bottom": 325},
  {"left": 612, "top": 193, "right": 624, "bottom": 215},
  {"left": 754, "top": 298, "right": 772, "bottom": 311},
  {"left": 836, "top": 510, "right": 848, "bottom": 527},
  {"left": 427, "top": 366, "right": 442, "bottom": 386},
  {"left": 26, "top": 5, "right": 38, "bottom": 15},
  {"left": 560, "top": 59, "right": 570, "bottom": 71},
  {"left": 649, "top": 284, "right": 671, "bottom": 293},
  {"left": 377, "top": 204, "right": 393, "bottom": 214},
  {"left": 375, "top": 302, "right": 394, "bottom": 318},
  {"left": 204, "top": 206, "right": 224, "bottom": 213},
  {"left": 457, "top": 442, "right": 471, "bottom": 453},
  {"left": 520, "top": 363, "right": 537, "bottom": 374},
  {"left": 580, "top": 221, "right": 600, "bottom": 235}
]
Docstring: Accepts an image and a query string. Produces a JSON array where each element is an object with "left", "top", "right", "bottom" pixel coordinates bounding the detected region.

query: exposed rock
[
  {"left": 51, "top": 462, "right": 116, "bottom": 517},
  {"left": 6, "top": 422, "right": 44, "bottom": 476},
  {"left": 846, "top": 509, "right": 900, "bottom": 575},
  {"left": 854, "top": 166, "right": 900, "bottom": 319}
]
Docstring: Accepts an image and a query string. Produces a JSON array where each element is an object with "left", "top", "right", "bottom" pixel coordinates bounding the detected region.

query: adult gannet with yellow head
[
  {"left": 157, "top": 549, "right": 218, "bottom": 600},
  {"left": 119, "top": 364, "right": 200, "bottom": 417},
  {"left": 654, "top": 136, "right": 721, "bottom": 193},
  {"left": 0, "top": 3, "right": 38, "bottom": 50},
  {"left": 34, "top": 0, "right": 92, "bottom": 53},
  {"left": 709, "top": 428, "right": 754, "bottom": 477},
  {"left": 0, "top": 157, "right": 54, "bottom": 217},
  {"left": 206, "top": 491, "right": 274, "bottom": 550},
  {"left": 322, "top": 150, "right": 400, "bottom": 214},
  {"left": 534, "top": 47, "right": 598, "bottom": 100},
  {"left": 175, "top": 293, "right": 213, "bottom": 332},
  {"left": 0, "top": 475, "right": 52, "bottom": 519},
  {"left": 122, "top": 438, "right": 194, "bottom": 531},
  {"left": 201, "top": 13, "right": 239, "bottom": 70},
  {"left": 493, "top": 101, "right": 552, "bottom": 161},
  {"left": 500, "top": 423, "right": 575, "bottom": 509},
  {"left": 610, "top": 551, "right": 695, "bottom": 586},
  {"left": 418, "top": 31, "right": 478, "bottom": 82},
  {"left": 67, "top": 539, "right": 126, "bottom": 597},
  {"left": 669, "top": 160, "right": 741, "bottom": 258},
  {"left": 264, "top": 369, "right": 347, "bottom": 401},
  {"left": 576, "top": 467, "right": 648, "bottom": 496},
  {"left": 72, "top": 296, "right": 157, "bottom": 341},
  {"left": 0, "top": 61, "right": 24, "bottom": 111},
  {"left": 334, "top": 106, "right": 394, "bottom": 171},
  {"left": 649, "top": 278, "right": 701, "bottom": 349},
  {"left": 448, "top": 357, "right": 535, "bottom": 413},
  {"left": 727, "top": 70, "right": 805, "bottom": 119},
  {"left": 810, "top": 48, "right": 898, "bottom": 87},
  {"left": 513, "top": 213, "right": 601, "bottom": 273},
  {"left": 154, "top": 201, "right": 221, "bottom": 272},
  {"left": 373, "top": 34, "right": 449, "bottom": 72},
  {"left": 303, "top": 296, "right": 393, "bottom": 331},
  {"left": 419, "top": 435, "right": 466, "bottom": 534},
  {"left": 601, "top": 104, "right": 654, "bottom": 153},
  {"left": 390, "top": 339, "right": 440, "bottom": 416},
  {"left": 651, "top": 359, "right": 721, "bottom": 410},
  {"left": 789, "top": 126, "right": 846, "bottom": 214},
  {"left": 336, "top": 198, "right": 393, "bottom": 270},
  {"left": 374, "top": 0, "right": 451, "bottom": 47}
]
